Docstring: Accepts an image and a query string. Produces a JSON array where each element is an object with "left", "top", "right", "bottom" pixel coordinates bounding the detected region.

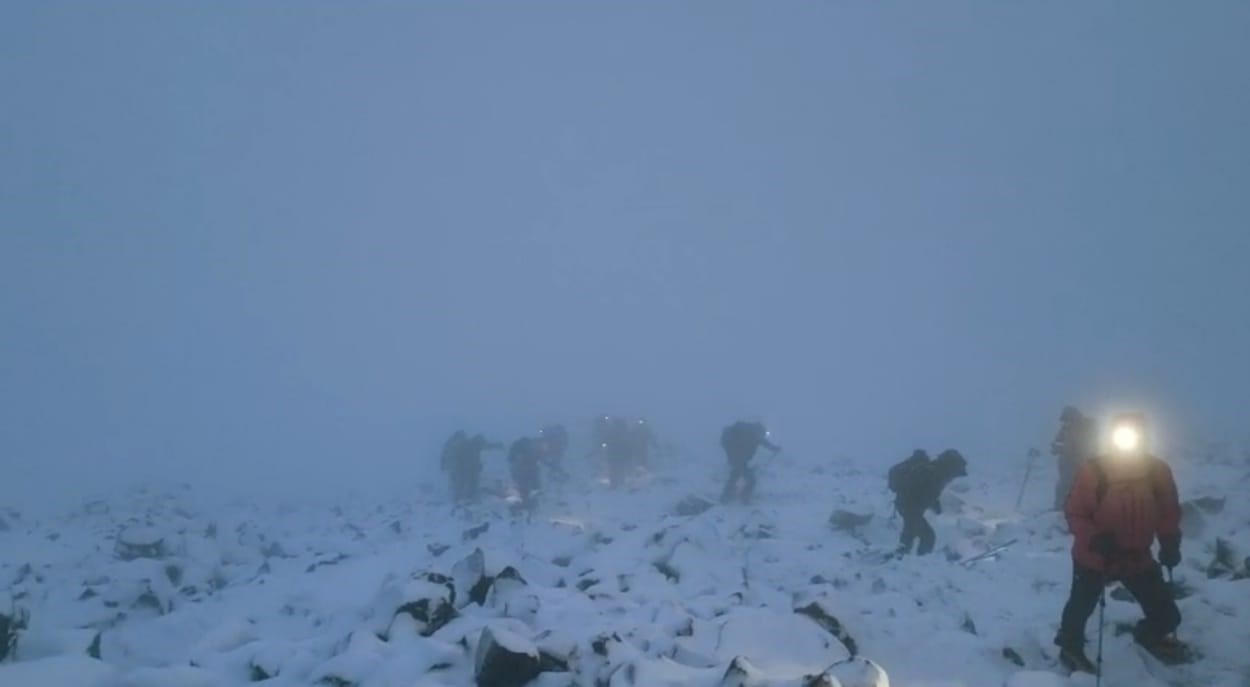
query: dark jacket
[
  {"left": 720, "top": 422, "right": 776, "bottom": 465},
  {"left": 1052, "top": 416, "right": 1098, "bottom": 464},
  {"left": 539, "top": 425, "right": 568, "bottom": 459},
  {"left": 604, "top": 419, "right": 633, "bottom": 463},
  {"left": 894, "top": 450, "right": 966, "bottom": 513}
]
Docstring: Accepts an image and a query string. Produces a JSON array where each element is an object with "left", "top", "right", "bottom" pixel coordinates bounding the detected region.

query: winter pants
[
  {"left": 1056, "top": 562, "right": 1181, "bottom": 648},
  {"left": 512, "top": 467, "right": 539, "bottom": 507},
  {"left": 898, "top": 503, "right": 935, "bottom": 555},
  {"left": 450, "top": 465, "right": 480, "bottom": 502},
  {"left": 607, "top": 455, "right": 629, "bottom": 488},
  {"left": 721, "top": 461, "right": 757, "bottom": 503}
]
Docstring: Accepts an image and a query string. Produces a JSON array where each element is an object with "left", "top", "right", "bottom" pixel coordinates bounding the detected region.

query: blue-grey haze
[{"left": 2, "top": 1, "right": 1248, "bottom": 507}]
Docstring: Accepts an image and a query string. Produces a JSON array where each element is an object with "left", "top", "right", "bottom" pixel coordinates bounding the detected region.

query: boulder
[
  {"left": 101, "top": 561, "right": 178, "bottom": 616},
  {"left": 475, "top": 625, "right": 541, "bottom": 687},
  {"left": 464, "top": 522, "right": 491, "bottom": 541},
  {"left": 0, "top": 656, "right": 115, "bottom": 686},
  {"left": 453, "top": 548, "right": 490, "bottom": 608},
  {"left": 248, "top": 642, "right": 295, "bottom": 682},
  {"left": 118, "top": 666, "right": 223, "bottom": 687},
  {"left": 1001, "top": 647, "right": 1025, "bottom": 667},
  {"left": 1004, "top": 671, "right": 1068, "bottom": 687},
  {"left": 719, "top": 656, "right": 838, "bottom": 686},
  {"left": 821, "top": 657, "right": 889, "bottom": 687},
  {"left": 827, "top": 510, "right": 872, "bottom": 535},
  {"left": 674, "top": 495, "right": 716, "bottom": 517},
  {"left": 795, "top": 601, "right": 859, "bottom": 656},
  {"left": 719, "top": 656, "right": 769, "bottom": 686},
  {"left": 311, "top": 630, "right": 389, "bottom": 687},
  {"left": 487, "top": 567, "right": 538, "bottom": 622},
  {"left": 958, "top": 613, "right": 977, "bottom": 636},
  {"left": 115, "top": 526, "right": 167, "bottom": 561},
  {"left": 486, "top": 567, "right": 528, "bottom": 605},
  {"left": 714, "top": 607, "right": 850, "bottom": 675},
  {"left": 391, "top": 572, "right": 458, "bottom": 637},
  {"left": 1207, "top": 538, "right": 1247, "bottom": 580}
]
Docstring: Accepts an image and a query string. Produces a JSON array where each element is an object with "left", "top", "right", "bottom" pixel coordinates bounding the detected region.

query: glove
[
  {"left": 1091, "top": 532, "right": 1118, "bottom": 560},
  {"left": 1159, "top": 537, "right": 1181, "bottom": 569}
]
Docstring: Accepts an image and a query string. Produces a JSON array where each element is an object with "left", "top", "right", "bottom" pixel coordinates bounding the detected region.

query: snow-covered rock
[
  {"left": 475, "top": 624, "right": 541, "bottom": 687},
  {"left": 0, "top": 655, "right": 115, "bottom": 686},
  {"left": 389, "top": 572, "right": 458, "bottom": 638},
  {"left": 122, "top": 665, "right": 227, "bottom": 687},
  {"left": 794, "top": 599, "right": 859, "bottom": 656},
  {"left": 115, "top": 525, "right": 167, "bottom": 561},
  {"left": 674, "top": 495, "right": 716, "bottom": 517},
  {"left": 1004, "top": 671, "right": 1068, "bottom": 687},
  {"left": 485, "top": 567, "right": 539, "bottom": 624},
  {"left": 822, "top": 656, "right": 889, "bottom": 687},
  {"left": 827, "top": 509, "right": 873, "bottom": 535},
  {"left": 453, "top": 548, "right": 491, "bottom": 608},
  {"left": 714, "top": 606, "right": 851, "bottom": 675},
  {"left": 1, "top": 452, "right": 1246, "bottom": 687}
]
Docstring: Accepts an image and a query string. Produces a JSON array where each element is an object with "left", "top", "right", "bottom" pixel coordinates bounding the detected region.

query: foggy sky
[{"left": 3, "top": 1, "right": 1248, "bottom": 506}]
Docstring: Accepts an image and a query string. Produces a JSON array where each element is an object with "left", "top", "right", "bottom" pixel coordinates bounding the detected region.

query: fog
[{"left": 3, "top": 1, "right": 1248, "bottom": 509}]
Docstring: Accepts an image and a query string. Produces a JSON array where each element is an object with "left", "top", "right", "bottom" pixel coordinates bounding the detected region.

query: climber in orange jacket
[{"left": 1054, "top": 412, "right": 1186, "bottom": 672}]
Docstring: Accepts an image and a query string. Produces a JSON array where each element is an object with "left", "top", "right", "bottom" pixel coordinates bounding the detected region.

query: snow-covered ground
[{"left": 2, "top": 446, "right": 1248, "bottom": 687}]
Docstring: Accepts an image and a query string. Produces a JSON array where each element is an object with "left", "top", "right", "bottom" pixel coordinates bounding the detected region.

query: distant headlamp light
[{"left": 1112, "top": 425, "right": 1141, "bottom": 453}]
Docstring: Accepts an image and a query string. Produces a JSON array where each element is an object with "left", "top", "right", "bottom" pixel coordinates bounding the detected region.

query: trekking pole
[
  {"left": 1015, "top": 448, "right": 1039, "bottom": 511},
  {"left": 1095, "top": 586, "right": 1107, "bottom": 687},
  {"left": 1166, "top": 566, "right": 1182, "bottom": 646}
]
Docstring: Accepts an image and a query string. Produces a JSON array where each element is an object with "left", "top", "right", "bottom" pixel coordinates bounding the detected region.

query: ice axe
[
  {"left": 1095, "top": 585, "right": 1107, "bottom": 687},
  {"left": 959, "top": 538, "right": 1019, "bottom": 568},
  {"left": 1015, "top": 448, "right": 1040, "bottom": 511}
]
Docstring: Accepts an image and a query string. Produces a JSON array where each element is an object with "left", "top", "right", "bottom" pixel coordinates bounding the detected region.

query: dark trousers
[
  {"left": 512, "top": 467, "right": 539, "bottom": 507},
  {"left": 721, "top": 462, "right": 756, "bottom": 503},
  {"left": 607, "top": 455, "right": 629, "bottom": 488},
  {"left": 449, "top": 467, "right": 479, "bottom": 503},
  {"left": 1056, "top": 563, "right": 1181, "bottom": 648},
  {"left": 898, "top": 504, "right": 935, "bottom": 555}
]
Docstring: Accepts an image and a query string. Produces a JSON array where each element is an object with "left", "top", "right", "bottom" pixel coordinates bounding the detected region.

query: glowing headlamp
[{"left": 1112, "top": 425, "right": 1140, "bottom": 452}]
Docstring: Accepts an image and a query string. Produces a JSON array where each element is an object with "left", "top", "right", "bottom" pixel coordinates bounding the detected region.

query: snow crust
[{"left": 1, "top": 446, "right": 1247, "bottom": 686}]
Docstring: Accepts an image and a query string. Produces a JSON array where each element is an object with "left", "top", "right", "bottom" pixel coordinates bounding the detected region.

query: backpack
[
  {"left": 888, "top": 451, "right": 930, "bottom": 494},
  {"left": 721, "top": 422, "right": 762, "bottom": 455}
]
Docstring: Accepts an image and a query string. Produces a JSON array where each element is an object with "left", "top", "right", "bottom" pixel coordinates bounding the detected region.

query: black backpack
[{"left": 888, "top": 451, "right": 930, "bottom": 494}]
